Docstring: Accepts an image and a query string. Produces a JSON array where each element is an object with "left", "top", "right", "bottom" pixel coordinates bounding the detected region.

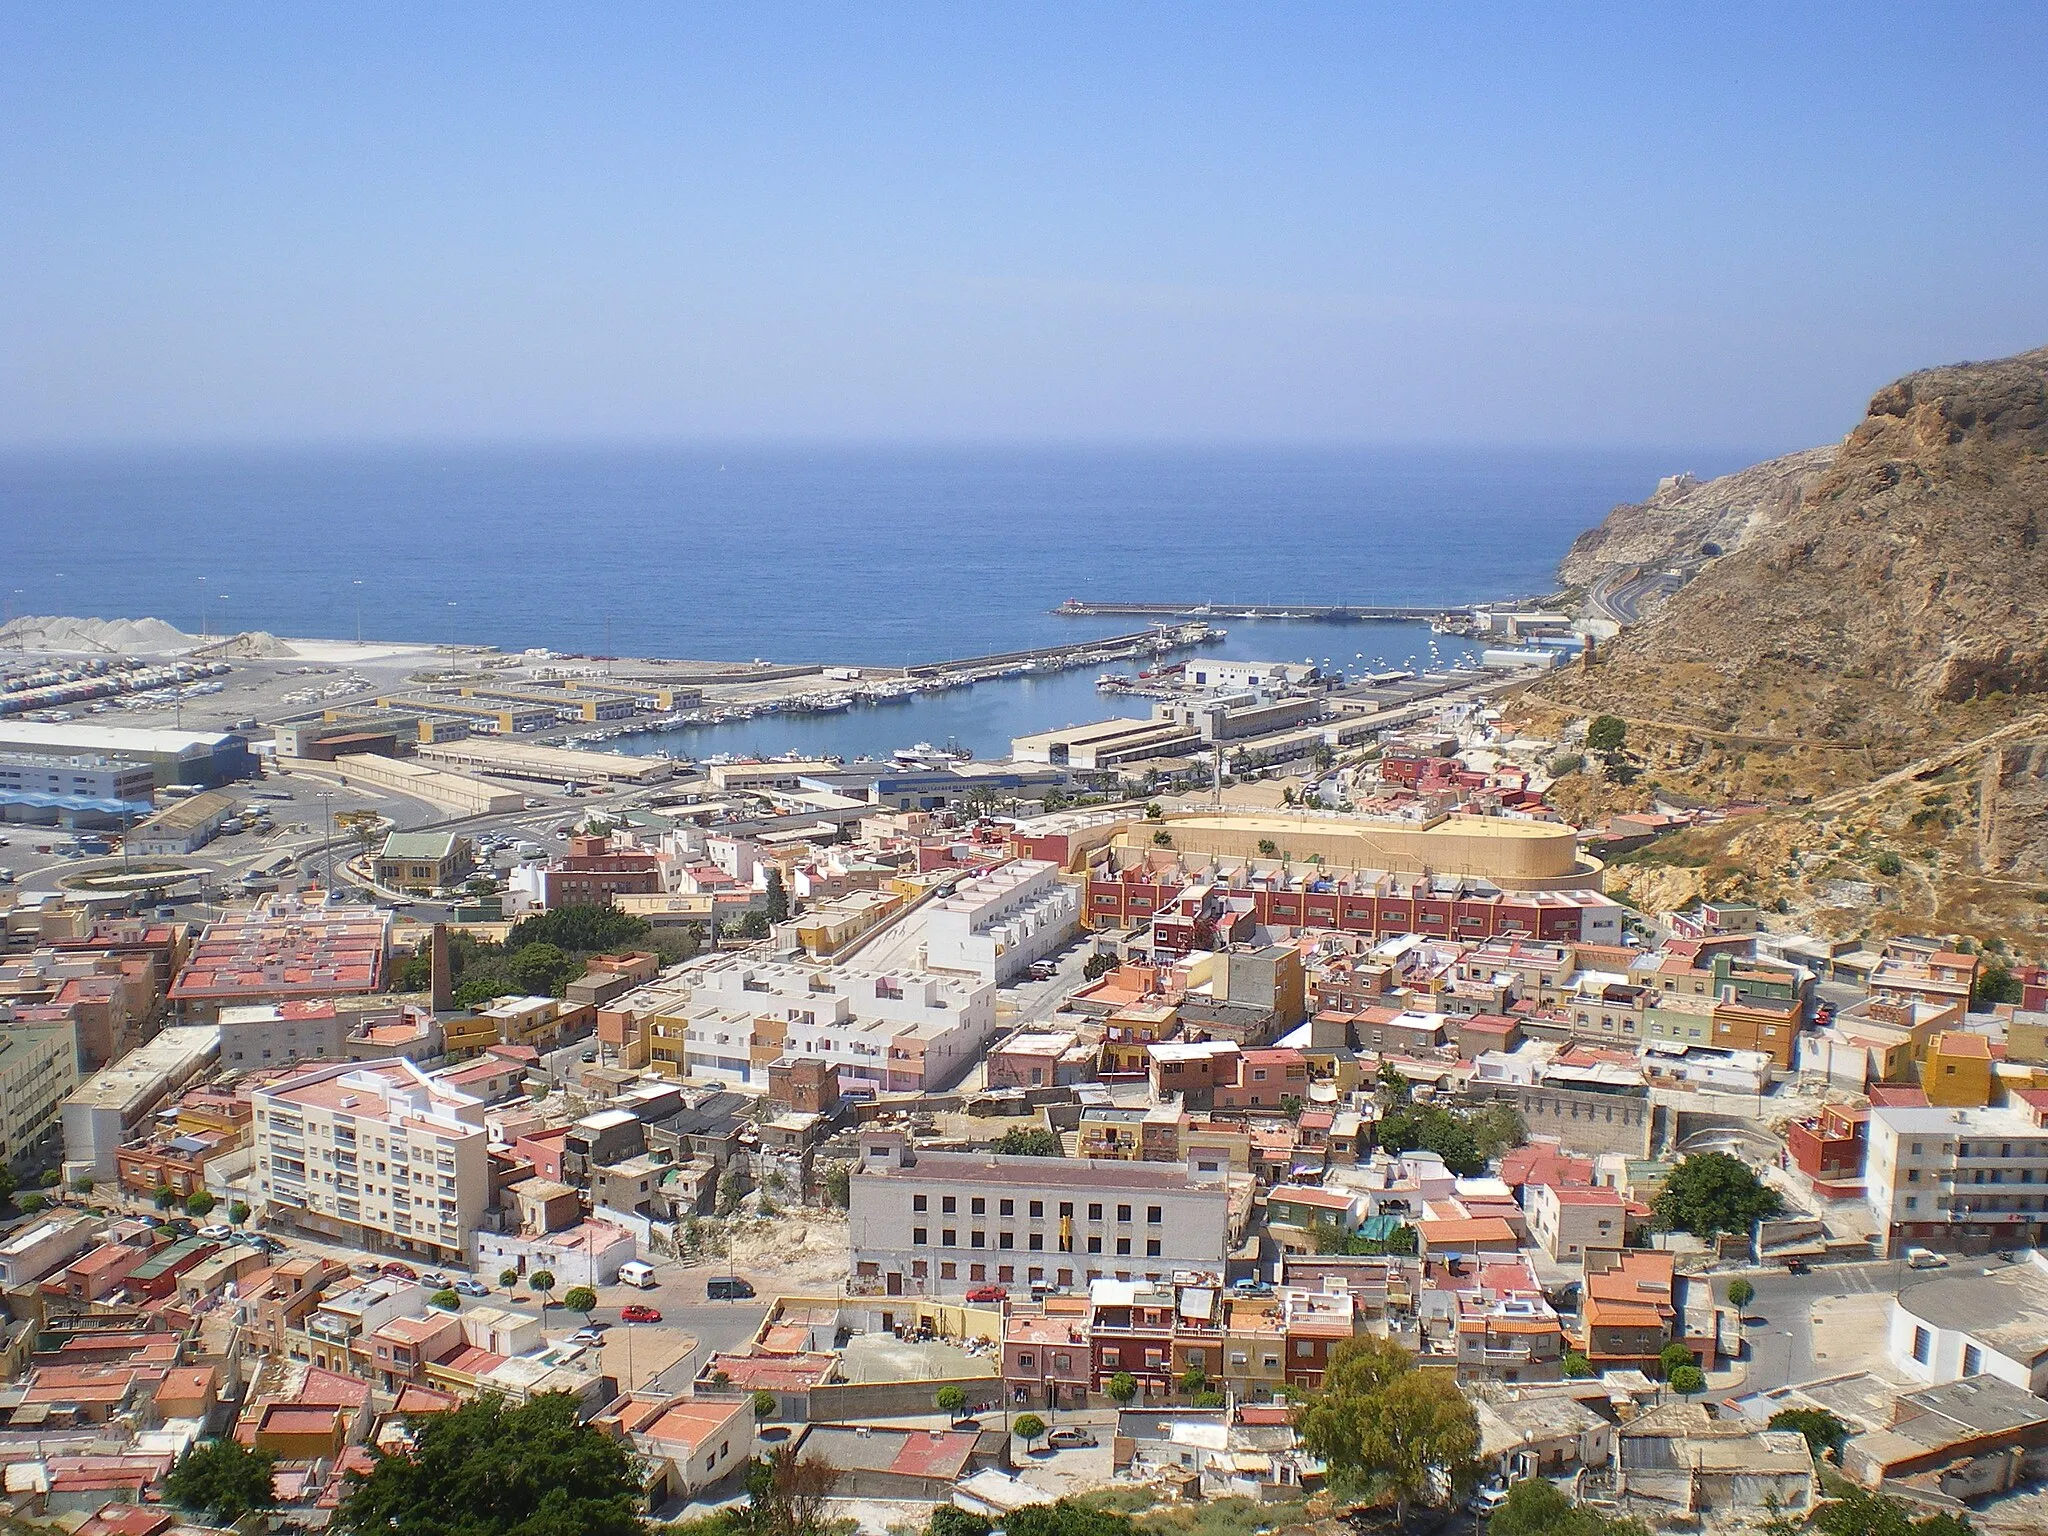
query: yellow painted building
[
  {"left": 1923, "top": 1031, "right": 1994, "bottom": 1107},
  {"left": 441, "top": 1011, "right": 498, "bottom": 1061}
]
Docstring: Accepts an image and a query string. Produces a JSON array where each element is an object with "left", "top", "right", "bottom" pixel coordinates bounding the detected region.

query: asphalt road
[{"left": 1721, "top": 1255, "right": 2022, "bottom": 1395}]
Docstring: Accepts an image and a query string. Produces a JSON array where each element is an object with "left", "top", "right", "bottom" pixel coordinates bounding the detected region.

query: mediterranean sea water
[{"left": 0, "top": 444, "right": 1746, "bottom": 761}]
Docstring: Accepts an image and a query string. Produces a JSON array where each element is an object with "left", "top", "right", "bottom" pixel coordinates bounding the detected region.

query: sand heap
[{"left": 0, "top": 615, "right": 197, "bottom": 655}]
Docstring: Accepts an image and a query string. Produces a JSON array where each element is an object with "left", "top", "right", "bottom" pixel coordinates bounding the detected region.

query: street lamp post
[{"left": 317, "top": 791, "right": 335, "bottom": 892}]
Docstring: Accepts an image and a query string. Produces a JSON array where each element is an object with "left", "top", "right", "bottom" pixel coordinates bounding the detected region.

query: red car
[
  {"left": 964, "top": 1285, "right": 1007, "bottom": 1304},
  {"left": 620, "top": 1304, "right": 663, "bottom": 1323},
  {"left": 381, "top": 1262, "right": 419, "bottom": 1281}
]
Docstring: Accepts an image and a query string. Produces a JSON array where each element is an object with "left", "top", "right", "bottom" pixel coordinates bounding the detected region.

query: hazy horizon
[{"left": 6, "top": 5, "right": 2046, "bottom": 452}]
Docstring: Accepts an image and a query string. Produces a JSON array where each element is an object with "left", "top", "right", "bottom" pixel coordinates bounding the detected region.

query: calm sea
[{"left": 0, "top": 444, "right": 1742, "bottom": 760}]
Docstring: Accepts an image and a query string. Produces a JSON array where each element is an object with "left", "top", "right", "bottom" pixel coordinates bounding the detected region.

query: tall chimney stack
[{"left": 430, "top": 922, "right": 454, "bottom": 1013}]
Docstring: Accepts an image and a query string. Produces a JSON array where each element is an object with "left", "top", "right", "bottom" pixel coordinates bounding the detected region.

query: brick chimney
[{"left": 430, "top": 922, "right": 454, "bottom": 1013}]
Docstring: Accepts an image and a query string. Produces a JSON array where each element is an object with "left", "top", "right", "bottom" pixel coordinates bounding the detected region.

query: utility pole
[{"left": 318, "top": 791, "right": 335, "bottom": 892}]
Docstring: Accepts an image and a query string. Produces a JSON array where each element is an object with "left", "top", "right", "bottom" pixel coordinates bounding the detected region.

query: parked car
[
  {"left": 707, "top": 1276, "right": 755, "bottom": 1301},
  {"left": 420, "top": 1271, "right": 450, "bottom": 1289},
  {"left": 196, "top": 1224, "right": 235, "bottom": 1242},
  {"left": 165, "top": 1218, "right": 197, "bottom": 1239},
  {"left": 1784, "top": 1257, "right": 1812, "bottom": 1275},
  {"left": 1905, "top": 1247, "right": 1949, "bottom": 1270},
  {"left": 1046, "top": 1428, "right": 1097, "bottom": 1449},
  {"left": 382, "top": 1261, "right": 420, "bottom": 1281},
  {"left": 453, "top": 1278, "right": 491, "bottom": 1298},
  {"left": 1468, "top": 1484, "right": 1511, "bottom": 1515},
  {"left": 620, "top": 1304, "right": 663, "bottom": 1323},
  {"left": 964, "top": 1285, "right": 1007, "bottom": 1304},
  {"left": 569, "top": 1328, "right": 605, "bottom": 1345}
]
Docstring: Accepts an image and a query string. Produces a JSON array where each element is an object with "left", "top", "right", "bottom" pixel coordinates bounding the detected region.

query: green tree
[
  {"left": 1180, "top": 1365, "right": 1208, "bottom": 1399},
  {"left": 229, "top": 1200, "right": 251, "bottom": 1226},
  {"left": 1811, "top": 1486, "right": 1925, "bottom": 1536},
  {"left": 928, "top": 1509, "right": 993, "bottom": 1536},
  {"left": 935, "top": 1385, "right": 968, "bottom": 1417},
  {"left": 185, "top": 1189, "right": 216, "bottom": 1218},
  {"left": 752, "top": 1389, "right": 779, "bottom": 1420},
  {"left": 1562, "top": 1352, "right": 1593, "bottom": 1379},
  {"left": 1975, "top": 961, "right": 2023, "bottom": 1006},
  {"left": 153, "top": 1184, "right": 179, "bottom": 1210},
  {"left": 1769, "top": 1407, "right": 1852, "bottom": 1458},
  {"left": 1668, "top": 1364, "right": 1705, "bottom": 1395},
  {"left": 430, "top": 1288, "right": 460, "bottom": 1311},
  {"left": 563, "top": 1286, "right": 597, "bottom": 1320},
  {"left": 992, "top": 1127, "right": 1064, "bottom": 1158},
  {"left": 16, "top": 1193, "right": 45, "bottom": 1213},
  {"left": 1586, "top": 715, "right": 1628, "bottom": 754},
  {"left": 38, "top": 1168, "right": 60, "bottom": 1188},
  {"left": 1082, "top": 952, "right": 1119, "bottom": 982},
  {"left": 738, "top": 910, "right": 772, "bottom": 939},
  {"left": 509, "top": 941, "right": 578, "bottom": 997},
  {"left": 1726, "top": 1277, "right": 1755, "bottom": 1313},
  {"left": 499, "top": 1267, "right": 521, "bottom": 1290},
  {"left": 1548, "top": 753, "right": 1586, "bottom": 778},
  {"left": 1658, "top": 1342, "right": 1694, "bottom": 1380},
  {"left": 1874, "top": 849, "right": 1904, "bottom": 878},
  {"left": 1008, "top": 1501, "right": 1138, "bottom": 1536},
  {"left": 1298, "top": 1336, "right": 1448, "bottom": 1506},
  {"left": 1376, "top": 1103, "right": 1483, "bottom": 1177},
  {"left": 1257, "top": 839, "right": 1278, "bottom": 857},
  {"left": 505, "top": 906, "right": 652, "bottom": 954},
  {"left": 822, "top": 1164, "right": 851, "bottom": 1208},
  {"left": 1466, "top": 1101, "right": 1527, "bottom": 1162},
  {"left": 1489, "top": 1477, "right": 1648, "bottom": 1536},
  {"left": 167, "top": 1437, "right": 277, "bottom": 1525},
  {"left": 764, "top": 867, "right": 790, "bottom": 923},
  {"left": 1107, "top": 1371, "right": 1138, "bottom": 1406},
  {"left": 717, "top": 1165, "right": 748, "bottom": 1215},
  {"left": 334, "top": 1392, "right": 641, "bottom": 1536},
  {"left": 1654, "top": 1151, "right": 1782, "bottom": 1238},
  {"left": 528, "top": 1269, "right": 556, "bottom": 1323},
  {"left": 1152, "top": 828, "right": 1172, "bottom": 847},
  {"left": 1374, "top": 1059, "right": 1413, "bottom": 1107},
  {"left": 1349, "top": 1366, "right": 1477, "bottom": 1525},
  {"left": 1014, "top": 1412, "right": 1047, "bottom": 1451}
]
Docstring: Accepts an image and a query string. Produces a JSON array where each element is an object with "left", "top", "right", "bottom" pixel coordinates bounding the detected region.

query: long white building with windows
[
  {"left": 252, "top": 1059, "right": 489, "bottom": 1263},
  {"left": 848, "top": 1128, "right": 1232, "bottom": 1297}
]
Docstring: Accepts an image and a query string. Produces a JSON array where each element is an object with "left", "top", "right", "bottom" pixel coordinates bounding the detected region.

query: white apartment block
[
  {"left": 253, "top": 1059, "right": 490, "bottom": 1263},
  {"left": 1866, "top": 1100, "right": 2048, "bottom": 1256},
  {"left": 849, "top": 1128, "right": 1231, "bottom": 1296},
  {"left": 922, "top": 858, "right": 1079, "bottom": 984},
  {"left": 674, "top": 956, "right": 995, "bottom": 1094}
]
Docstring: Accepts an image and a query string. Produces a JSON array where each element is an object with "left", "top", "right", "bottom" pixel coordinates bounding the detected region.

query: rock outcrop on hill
[
  {"left": 1540, "top": 345, "right": 2048, "bottom": 759},
  {"left": 1556, "top": 447, "right": 1833, "bottom": 592}
]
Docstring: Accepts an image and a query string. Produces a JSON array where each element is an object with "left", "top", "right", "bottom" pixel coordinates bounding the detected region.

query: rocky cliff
[
  {"left": 1556, "top": 447, "right": 1833, "bottom": 592},
  {"left": 1540, "top": 344, "right": 2048, "bottom": 761}
]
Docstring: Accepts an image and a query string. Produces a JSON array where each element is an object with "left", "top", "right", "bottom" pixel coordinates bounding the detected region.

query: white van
[
  {"left": 618, "top": 1261, "right": 657, "bottom": 1289},
  {"left": 1904, "top": 1247, "right": 1950, "bottom": 1270}
]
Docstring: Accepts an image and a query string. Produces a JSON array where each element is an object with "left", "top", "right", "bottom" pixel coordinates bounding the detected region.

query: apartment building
[
  {"left": 217, "top": 1000, "right": 348, "bottom": 1070},
  {"left": 849, "top": 1129, "right": 1231, "bottom": 1296},
  {"left": 0, "top": 1021, "right": 79, "bottom": 1165},
  {"left": 1866, "top": 1098, "right": 2048, "bottom": 1256},
  {"left": 922, "top": 859, "right": 1080, "bottom": 984},
  {"left": 671, "top": 957, "right": 996, "bottom": 1093},
  {"left": 252, "top": 1060, "right": 489, "bottom": 1264}
]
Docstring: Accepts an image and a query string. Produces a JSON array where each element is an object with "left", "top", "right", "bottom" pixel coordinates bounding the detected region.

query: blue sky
[{"left": 4, "top": 4, "right": 2045, "bottom": 450}]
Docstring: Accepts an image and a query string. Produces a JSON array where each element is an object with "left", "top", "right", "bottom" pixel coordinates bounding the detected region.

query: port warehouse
[
  {"left": 0, "top": 722, "right": 254, "bottom": 789},
  {"left": 412, "top": 737, "right": 672, "bottom": 785},
  {"left": 274, "top": 718, "right": 668, "bottom": 788},
  {"left": 311, "top": 753, "right": 525, "bottom": 816},
  {"left": 0, "top": 751, "right": 159, "bottom": 829}
]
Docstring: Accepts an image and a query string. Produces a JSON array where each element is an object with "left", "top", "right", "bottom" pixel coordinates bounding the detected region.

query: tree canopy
[
  {"left": 1768, "top": 1407, "right": 1852, "bottom": 1457},
  {"left": 1811, "top": 1485, "right": 1975, "bottom": 1536},
  {"left": 1007, "top": 1502, "right": 1137, "bottom": 1536},
  {"left": 336, "top": 1393, "right": 642, "bottom": 1536},
  {"left": 1653, "top": 1151, "right": 1782, "bottom": 1238},
  {"left": 1297, "top": 1336, "right": 1477, "bottom": 1523},
  {"left": 991, "top": 1127, "right": 1064, "bottom": 1158},
  {"left": 1489, "top": 1478, "right": 1647, "bottom": 1536},
  {"left": 507, "top": 906, "right": 651, "bottom": 953},
  {"left": 166, "top": 1438, "right": 277, "bottom": 1526},
  {"left": 1376, "top": 1103, "right": 1484, "bottom": 1176}
]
